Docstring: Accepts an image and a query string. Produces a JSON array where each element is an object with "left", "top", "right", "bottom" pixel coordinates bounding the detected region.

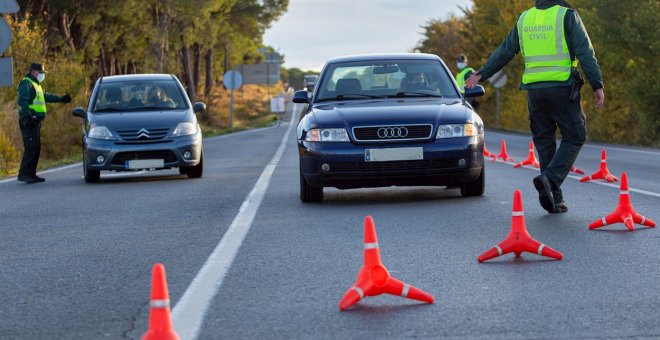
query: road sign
[
  {"left": 0, "top": 0, "right": 18, "bottom": 13},
  {"left": 270, "top": 96, "right": 285, "bottom": 113},
  {"left": 234, "top": 64, "right": 280, "bottom": 85},
  {"left": 488, "top": 70, "right": 508, "bottom": 88},
  {"left": 0, "top": 57, "right": 12, "bottom": 86},
  {"left": 223, "top": 70, "right": 243, "bottom": 90}
]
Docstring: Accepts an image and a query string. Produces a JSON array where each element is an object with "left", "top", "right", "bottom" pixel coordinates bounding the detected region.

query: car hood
[
  {"left": 309, "top": 98, "right": 469, "bottom": 127},
  {"left": 88, "top": 109, "right": 190, "bottom": 129}
]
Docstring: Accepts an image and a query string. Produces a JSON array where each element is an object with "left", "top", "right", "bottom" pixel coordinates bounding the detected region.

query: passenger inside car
[{"left": 147, "top": 85, "right": 176, "bottom": 108}]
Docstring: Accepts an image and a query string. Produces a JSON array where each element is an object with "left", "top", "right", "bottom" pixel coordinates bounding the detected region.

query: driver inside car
[{"left": 147, "top": 86, "right": 176, "bottom": 108}]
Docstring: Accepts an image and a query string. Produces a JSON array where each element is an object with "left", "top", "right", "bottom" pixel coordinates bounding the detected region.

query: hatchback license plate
[
  {"left": 365, "top": 147, "right": 423, "bottom": 162},
  {"left": 126, "top": 159, "right": 164, "bottom": 170}
]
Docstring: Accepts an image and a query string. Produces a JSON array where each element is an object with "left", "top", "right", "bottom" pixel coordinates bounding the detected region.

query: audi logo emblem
[{"left": 377, "top": 127, "right": 409, "bottom": 138}]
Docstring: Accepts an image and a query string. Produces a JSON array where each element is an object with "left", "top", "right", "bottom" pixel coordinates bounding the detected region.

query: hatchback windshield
[
  {"left": 316, "top": 59, "right": 459, "bottom": 102},
  {"left": 92, "top": 80, "right": 187, "bottom": 112}
]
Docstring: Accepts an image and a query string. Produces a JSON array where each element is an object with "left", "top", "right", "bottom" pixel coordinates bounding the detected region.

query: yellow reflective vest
[
  {"left": 22, "top": 77, "right": 47, "bottom": 114},
  {"left": 456, "top": 67, "right": 474, "bottom": 93},
  {"left": 517, "top": 5, "right": 573, "bottom": 84}
]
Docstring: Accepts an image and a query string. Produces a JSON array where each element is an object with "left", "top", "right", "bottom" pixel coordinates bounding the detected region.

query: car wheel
[
  {"left": 186, "top": 152, "right": 204, "bottom": 178},
  {"left": 83, "top": 152, "right": 100, "bottom": 183},
  {"left": 299, "top": 162, "right": 323, "bottom": 202},
  {"left": 460, "top": 167, "right": 485, "bottom": 197},
  {"left": 178, "top": 167, "right": 190, "bottom": 175}
]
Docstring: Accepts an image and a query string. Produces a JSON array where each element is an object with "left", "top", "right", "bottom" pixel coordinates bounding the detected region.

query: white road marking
[
  {"left": 493, "top": 159, "right": 660, "bottom": 198},
  {"left": 171, "top": 104, "right": 301, "bottom": 340},
  {"left": 582, "top": 143, "right": 660, "bottom": 156},
  {"left": 0, "top": 162, "right": 81, "bottom": 184}
]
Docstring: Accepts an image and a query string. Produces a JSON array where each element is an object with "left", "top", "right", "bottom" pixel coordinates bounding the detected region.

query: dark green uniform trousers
[
  {"left": 18, "top": 121, "right": 41, "bottom": 178},
  {"left": 528, "top": 86, "right": 587, "bottom": 203}
]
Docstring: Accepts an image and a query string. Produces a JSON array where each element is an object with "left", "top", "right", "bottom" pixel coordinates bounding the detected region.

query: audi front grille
[{"left": 352, "top": 124, "right": 433, "bottom": 142}]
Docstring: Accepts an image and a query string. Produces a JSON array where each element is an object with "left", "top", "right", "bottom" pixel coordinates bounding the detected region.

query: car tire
[
  {"left": 300, "top": 163, "right": 323, "bottom": 202},
  {"left": 460, "top": 167, "right": 485, "bottom": 197},
  {"left": 186, "top": 152, "right": 204, "bottom": 178},
  {"left": 83, "top": 153, "right": 100, "bottom": 183},
  {"left": 178, "top": 166, "right": 190, "bottom": 175}
]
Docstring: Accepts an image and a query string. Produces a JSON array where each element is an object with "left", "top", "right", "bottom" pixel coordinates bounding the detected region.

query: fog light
[
  {"left": 183, "top": 151, "right": 192, "bottom": 160},
  {"left": 96, "top": 155, "right": 105, "bottom": 163},
  {"left": 458, "top": 158, "right": 467, "bottom": 167},
  {"left": 321, "top": 163, "right": 331, "bottom": 172}
]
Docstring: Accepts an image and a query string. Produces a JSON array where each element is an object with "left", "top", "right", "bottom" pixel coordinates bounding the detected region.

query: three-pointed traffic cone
[
  {"left": 483, "top": 141, "right": 495, "bottom": 158},
  {"left": 477, "top": 190, "right": 563, "bottom": 262},
  {"left": 580, "top": 148, "right": 618, "bottom": 182},
  {"left": 143, "top": 263, "right": 179, "bottom": 340},
  {"left": 570, "top": 165, "right": 585, "bottom": 174},
  {"left": 588, "top": 172, "right": 656, "bottom": 231},
  {"left": 492, "top": 139, "right": 515, "bottom": 163},
  {"left": 513, "top": 141, "right": 540, "bottom": 168},
  {"left": 339, "top": 216, "right": 434, "bottom": 310}
]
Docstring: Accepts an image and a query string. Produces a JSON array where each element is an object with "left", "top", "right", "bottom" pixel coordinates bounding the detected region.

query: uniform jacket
[
  {"left": 478, "top": 0, "right": 604, "bottom": 90},
  {"left": 18, "top": 73, "right": 65, "bottom": 121}
]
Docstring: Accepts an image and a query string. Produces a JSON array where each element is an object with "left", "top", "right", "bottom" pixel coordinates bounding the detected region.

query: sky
[{"left": 263, "top": 0, "right": 473, "bottom": 71}]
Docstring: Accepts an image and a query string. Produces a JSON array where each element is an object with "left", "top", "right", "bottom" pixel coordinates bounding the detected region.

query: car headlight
[
  {"left": 305, "top": 128, "right": 350, "bottom": 142},
  {"left": 88, "top": 126, "right": 116, "bottom": 140},
  {"left": 436, "top": 123, "right": 478, "bottom": 138},
  {"left": 171, "top": 122, "right": 198, "bottom": 137}
]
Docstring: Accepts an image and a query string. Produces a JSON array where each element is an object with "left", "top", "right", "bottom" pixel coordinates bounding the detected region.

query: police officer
[
  {"left": 17, "top": 63, "right": 71, "bottom": 183},
  {"left": 466, "top": 0, "right": 604, "bottom": 213},
  {"left": 455, "top": 54, "right": 478, "bottom": 108}
]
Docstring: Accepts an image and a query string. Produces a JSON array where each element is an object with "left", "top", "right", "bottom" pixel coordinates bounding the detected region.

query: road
[{"left": 1, "top": 102, "right": 658, "bottom": 339}]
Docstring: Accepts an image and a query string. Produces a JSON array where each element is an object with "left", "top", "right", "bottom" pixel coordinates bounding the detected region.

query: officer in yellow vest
[
  {"left": 455, "top": 54, "right": 478, "bottom": 108},
  {"left": 17, "top": 63, "right": 71, "bottom": 184},
  {"left": 466, "top": 0, "right": 604, "bottom": 213}
]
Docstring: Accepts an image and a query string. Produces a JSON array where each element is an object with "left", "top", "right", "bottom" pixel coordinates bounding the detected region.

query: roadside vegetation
[
  {"left": 416, "top": 0, "right": 659, "bottom": 147},
  {"left": 0, "top": 0, "right": 288, "bottom": 177}
]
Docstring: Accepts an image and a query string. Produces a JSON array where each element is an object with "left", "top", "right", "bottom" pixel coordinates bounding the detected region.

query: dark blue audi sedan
[{"left": 294, "top": 53, "right": 486, "bottom": 202}]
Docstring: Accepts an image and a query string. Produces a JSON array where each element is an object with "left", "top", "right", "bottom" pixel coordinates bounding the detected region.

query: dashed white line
[{"left": 171, "top": 104, "right": 301, "bottom": 340}]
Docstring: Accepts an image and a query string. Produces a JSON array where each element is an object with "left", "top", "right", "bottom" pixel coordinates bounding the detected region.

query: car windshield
[
  {"left": 316, "top": 59, "right": 459, "bottom": 102},
  {"left": 92, "top": 80, "right": 187, "bottom": 113}
]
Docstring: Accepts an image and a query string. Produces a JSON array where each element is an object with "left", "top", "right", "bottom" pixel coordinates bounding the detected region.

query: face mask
[
  {"left": 457, "top": 63, "right": 466, "bottom": 70},
  {"left": 36, "top": 73, "right": 46, "bottom": 83}
]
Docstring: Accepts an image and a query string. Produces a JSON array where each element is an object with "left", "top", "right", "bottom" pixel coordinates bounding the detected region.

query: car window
[
  {"left": 316, "top": 59, "right": 459, "bottom": 102},
  {"left": 92, "top": 80, "right": 188, "bottom": 112}
]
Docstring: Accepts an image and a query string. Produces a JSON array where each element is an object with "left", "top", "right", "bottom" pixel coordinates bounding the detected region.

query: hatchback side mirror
[
  {"left": 464, "top": 85, "right": 485, "bottom": 98},
  {"left": 193, "top": 102, "right": 206, "bottom": 113},
  {"left": 292, "top": 90, "right": 310, "bottom": 104},
  {"left": 72, "top": 107, "right": 86, "bottom": 119}
]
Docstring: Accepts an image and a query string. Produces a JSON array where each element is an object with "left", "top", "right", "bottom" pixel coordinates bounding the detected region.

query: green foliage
[{"left": 416, "top": 0, "right": 659, "bottom": 146}]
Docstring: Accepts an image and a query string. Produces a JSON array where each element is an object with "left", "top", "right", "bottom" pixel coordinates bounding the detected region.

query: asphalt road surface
[{"left": 1, "top": 102, "right": 658, "bottom": 339}]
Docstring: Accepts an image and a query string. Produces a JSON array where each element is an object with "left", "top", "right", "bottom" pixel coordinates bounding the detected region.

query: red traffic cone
[
  {"left": 570, "top": 165, "right": 585, "bottom": 175},
  {"left": 477, "top": 190, "right": 563, "bottom": 262},
  {"left": 588, "top": 172, "right": 656, "bottom": 231},
  {"left": 580, "top": 148, "right": 618, "bottom": 182},
  {"left": 143, "top": 263, "right": 179, "bottom": 340},
  {"left": 513, "top": 141, "right": 540, "bottom": 168},
  {"left": 483, "top": 141, "right": 495, "bottom": 158},
  {"left": 339, "top": 216, "right": 434, "bottom": 310},
  {"left": 492, "top": 139, "right": 515, "bottom": 163}
]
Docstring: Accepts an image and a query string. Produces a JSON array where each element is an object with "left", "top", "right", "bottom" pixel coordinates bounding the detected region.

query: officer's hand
[
  {"left": 593, "top": 89, "right": 604, "bottom": 109},
  {"left": 62, "top": 94, "right": 72, "bottom": 103},
  {"left": 465, "top": 72, "right": 482, "bottom": 89}
]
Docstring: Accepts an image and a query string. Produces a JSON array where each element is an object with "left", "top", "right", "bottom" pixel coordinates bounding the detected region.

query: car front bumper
[
  {"left": 299, "top": 136, "right": 484, "bottom": 189},
  {"left": 84, "top": 132, "right": 202, "bottom": 171}
]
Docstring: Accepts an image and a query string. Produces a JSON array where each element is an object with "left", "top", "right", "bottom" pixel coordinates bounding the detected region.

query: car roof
[
  {"left": 100, "top": 74, "right": 176, "bottom": 83},
  {"left": 326, "top": 53, "right": 441, "bottom": 64}
]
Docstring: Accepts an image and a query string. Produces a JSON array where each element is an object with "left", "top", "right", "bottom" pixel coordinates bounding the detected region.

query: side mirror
[
  {"left": 292, "top": 90, "right": 310, "bottom": 104},
  {"left": 464, "top": 85, "right": 485, "bottom": 98},
  {"left": 193, "top": 102, "right": 206, "bottom": 113},
  {"left": 72, "top": 107, "right": 86, "bottom": 119}
]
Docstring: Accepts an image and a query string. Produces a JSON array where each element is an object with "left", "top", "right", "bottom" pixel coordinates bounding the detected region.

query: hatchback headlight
[
  {"left": 436, "top": 123, "right": 478, "bottom": 138},
  {"left": 305, "top": 128, "right": 350, "bottom": 142},
  {"left": 171, "top": 122, "right": 198, "bottom": 137},
  {"left": 88, "top": 126, "right": 116, "bottom": 140}
]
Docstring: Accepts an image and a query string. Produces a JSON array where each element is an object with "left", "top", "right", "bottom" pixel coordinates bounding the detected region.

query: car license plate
[
  {"left": 365, "top": 147, "right": 423, "bottom": 162},
  {"left": 125, "top": 159, "right": 164, "bottom": 170}
]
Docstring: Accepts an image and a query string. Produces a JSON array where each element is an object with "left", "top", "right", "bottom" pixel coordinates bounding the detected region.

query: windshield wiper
[
  {"left": 125, "top": 106, "right": 182, "bottom": 111},
  {"left": 92, "top": 107, "right": 124, "bottom": 113},
  {"left": 391, "top": 91, "right": 443, "bottom": 98},
  {"left": 316, "top": 94, "right": 387, "bottom": 102}
]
